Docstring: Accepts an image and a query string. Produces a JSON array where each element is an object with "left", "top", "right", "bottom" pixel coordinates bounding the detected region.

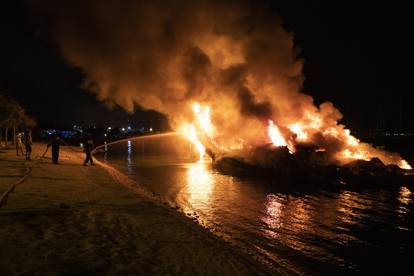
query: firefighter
[
  {"left": 83, "top": 139, "right": 94, "bottom": 166},
  {"left": 24, "top": 130, "right": 33, "bottom": 160},
  {"left": 47, "top": 135, "right": 63, "bottom": 164}
]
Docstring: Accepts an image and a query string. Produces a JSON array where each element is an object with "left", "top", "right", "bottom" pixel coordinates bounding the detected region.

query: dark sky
[
  {"left": 274, "top": 1, "right": 413, "bottom": 131},
  {"left": 1, "top": 0, "right": 412, "bottom": 131}
]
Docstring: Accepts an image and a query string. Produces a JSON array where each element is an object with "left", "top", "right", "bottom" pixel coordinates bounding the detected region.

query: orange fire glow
[
  {"left": 399, "top": 160, "right": 412, "bottom": 170},
  {"left": 47, "top": 1, "right": 412, "bottom": 172},
  {"left": 188, "top": 125, "right": 206, "bottom": 160},
  {"left": 268, "top": 120, "right": 287, "bottom": 147},
  {"left": 180, "top": 102, "right": 412, "bottom": 170},
  {"left": 193, "top": 103, "right": 215, "bottom": 138},
  {"left": 288, "top": 123, "right": 308, "bottom": 141},
  {"left": 180, "top": 102, "right": 216, "bottom": 160}
]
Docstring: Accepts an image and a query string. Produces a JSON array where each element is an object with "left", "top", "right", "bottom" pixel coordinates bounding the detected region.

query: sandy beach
[{"left": 0, "top": 143, "right": 271, "bottom": 275}]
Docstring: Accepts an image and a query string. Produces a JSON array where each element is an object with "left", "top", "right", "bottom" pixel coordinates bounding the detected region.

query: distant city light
[
  {"left": 104, "top": 133, "right": 107, "bottom": 137},
  {"left": 149, "top": 127, "right": 153, "bottom": 132},
  {"left": 121, "top": 127, "right": 126, "bottom": 132},
  {"left": 127, "top": 126, "right": 132, "bottom": 131},
  {"left": 107, "top": 126, "right": 112, "bottom": 130},
  {"left": 73, "top": 124, "right": 83, "bottom": 133}
]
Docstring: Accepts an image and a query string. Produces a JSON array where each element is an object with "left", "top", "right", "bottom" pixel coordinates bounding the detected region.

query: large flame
[
  {"left": 180, "top": 123, "right": 206, "bottom": 160},
  {"left": 180, "top": 103, "right": 214, "bottom": 160},
  {"left": 268, "top": 120, "right": 287, "bottom": 147},
  {"left": 193, "top": 103, "right": 215, "bottom": 138},
  {"left": 288, "top": 123, "right": 308, "bottom": 142},
  {"left": 43, "top": 1, "right": 412, "bottom": 171},
  {"left": 399, "top": 160, "right": 412, "bottom": 170},
  {"left": 181, "top": 102, "right": 412, "bottom": 170}
]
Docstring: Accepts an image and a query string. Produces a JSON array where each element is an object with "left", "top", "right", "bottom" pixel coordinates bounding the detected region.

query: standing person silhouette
[
  {"left": 47, "top": 135, "right": 63, "bottom": 164},
  {"left": 16, "top": 132, "right": 24, "bottom": 156},
  {"left": 24, "top": 130, "right": 33, "bottom": 160},
  {"left": 83, "top": 138, "right": 94, "bottom": 166}
]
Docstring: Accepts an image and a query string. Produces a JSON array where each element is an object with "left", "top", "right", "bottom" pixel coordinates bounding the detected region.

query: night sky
[{"left": 1, "top": 0, "right": 412, "bottom": 131}]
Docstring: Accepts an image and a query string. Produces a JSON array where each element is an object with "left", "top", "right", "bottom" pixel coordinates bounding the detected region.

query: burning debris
[
  {"left": 33, "top": 0, "right": 412, "bottom": 178},
  {"left": 213, "top": 146, "right": 413, "bottom": 188},
  {"left": 180, "top": 101, "right": 411, "bottom": 171},
  {"left": 177, "top": 101, "right": 413, "bottom": 187}
]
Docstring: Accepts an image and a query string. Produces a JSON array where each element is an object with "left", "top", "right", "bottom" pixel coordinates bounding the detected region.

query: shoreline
[{"left": 0, "top": 143, "right": 273, "bottom": 275}]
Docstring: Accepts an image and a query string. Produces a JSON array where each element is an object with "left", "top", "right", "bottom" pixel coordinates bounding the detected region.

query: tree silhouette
[{"left": 0, "top": 95, "right": 36, "bottom": 146}]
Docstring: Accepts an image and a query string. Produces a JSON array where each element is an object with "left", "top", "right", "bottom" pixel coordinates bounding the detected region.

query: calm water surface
[{"left": 98, "top": 136, "right": 414, "bottom": 275}]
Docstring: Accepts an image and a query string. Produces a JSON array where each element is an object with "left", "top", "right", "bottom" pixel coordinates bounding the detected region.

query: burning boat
[
  {"left": 179, "top": 102, "right": 413, "bottom": 188},
  {"left": 43, "top": 0, "right": 413, "bottom": 187}
]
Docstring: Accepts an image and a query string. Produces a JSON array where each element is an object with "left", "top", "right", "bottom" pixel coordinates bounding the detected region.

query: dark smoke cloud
[
  {"left": 237, "top": 86, "right": 273, "bottom": 120},
  {"left": 27, "top": 0, "right": 411, "bottom": 168},
  {"left": 28, "top": 0, "right": 302, "bottom": 124}
]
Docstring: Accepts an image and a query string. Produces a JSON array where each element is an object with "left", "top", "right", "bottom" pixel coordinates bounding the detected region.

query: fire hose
[
  {"left": 1, "top": 138, "right": 86, "bottom": 207},
  {"left": 0, "top": 167, "right": 32, "bottom": 208},
  {"left": 36, "top": 138, "right": 83, "bottom": 162}
]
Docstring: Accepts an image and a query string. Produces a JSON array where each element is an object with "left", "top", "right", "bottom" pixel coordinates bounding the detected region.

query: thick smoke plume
[{"left": 30, "top": 0, "right": 410, "bottom": 168}]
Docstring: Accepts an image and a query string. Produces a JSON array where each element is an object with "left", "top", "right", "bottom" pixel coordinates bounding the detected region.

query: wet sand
[{"left": 0, "top": 143, "right": 271, "bottom": 275}]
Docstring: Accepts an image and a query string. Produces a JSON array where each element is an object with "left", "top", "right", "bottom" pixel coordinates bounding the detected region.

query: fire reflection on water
[
  {"left": 397, "top": 186, "right": 412, "bottom": 230},
  {"left": 336, "top": 191, "right": 374, "bottom": 226},
  {"left": 102, "top": 139, "right": 414, "bottom": 274},
  {"left": 398, "top": 186, "right": 412, "bottom": 206},
  {"left": 184, "top": 161, "right": 213, "bottom": 210},
  {"left": 259, "top": 189, "right": 391, "bottom": 260},
  {"left": 127, "top": 140, "right": 133, "bottom": 174},
  {"left": 261, "top": 194, "right": 314, "bottom": 254},
  {"left": 261, "top": 194, "right": 284, "bottom": 239}
]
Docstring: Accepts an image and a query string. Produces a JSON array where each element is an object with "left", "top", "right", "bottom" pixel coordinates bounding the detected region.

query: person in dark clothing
[
  {"left": 47, "top": 135, "right": 63, "bottom": 164},
  {"left": 24, "top": 130, "right": 33, "bottom": 160},
  {"left": 83, "top": 139, "right": 94, "bottom": 166}
]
